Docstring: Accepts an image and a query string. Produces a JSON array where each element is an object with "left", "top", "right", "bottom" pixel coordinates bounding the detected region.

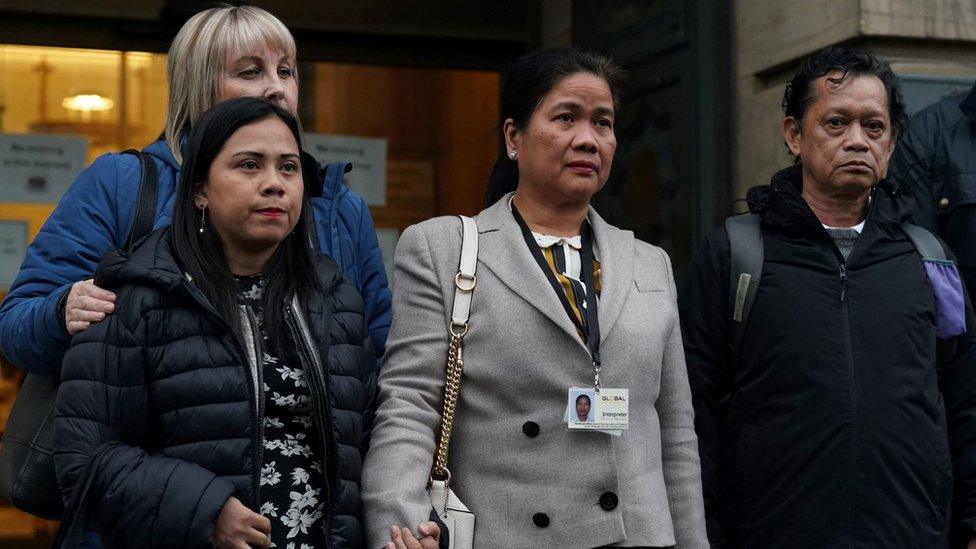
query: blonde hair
[{"left": 164, "top": 4, "right": 297, "bottom": 164}]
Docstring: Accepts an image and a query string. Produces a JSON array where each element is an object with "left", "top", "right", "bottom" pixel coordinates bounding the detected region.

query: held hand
[
  {"left": 213, "top": 497, "right": 272, "bottom": 549},
  {"left": 65, "top": 279, "right": 116, "bottom": 335},
  {"left": 385, "top": 522, "right": 440, "bottom": 549}
]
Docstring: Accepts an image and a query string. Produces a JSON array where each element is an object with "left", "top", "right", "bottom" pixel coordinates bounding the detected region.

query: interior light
[{"left": 62, "top": 94, "right": 114, "bottom": 112}]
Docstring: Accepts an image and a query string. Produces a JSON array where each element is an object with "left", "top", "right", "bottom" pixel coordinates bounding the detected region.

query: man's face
[{"left": 782, "top": 72, "right": 896, "bottom": 196}]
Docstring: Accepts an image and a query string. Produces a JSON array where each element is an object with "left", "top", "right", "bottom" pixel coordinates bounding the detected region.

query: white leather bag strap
[{"left": 450, "top": 215, "right": 478, "bottom": 328}]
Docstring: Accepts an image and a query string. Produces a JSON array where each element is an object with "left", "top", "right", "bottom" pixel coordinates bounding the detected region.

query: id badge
[{"left": 566, "top": 387, "right": 629, "bottom": 433}]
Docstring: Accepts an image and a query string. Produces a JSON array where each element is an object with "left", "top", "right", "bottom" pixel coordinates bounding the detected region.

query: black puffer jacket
[
  {"left": 54, "top": 228, "right": 376, "bottom": 548},
  {"left": 679, "top": 165, "right": 976, "bottom": 548},
  {"left": 890, "top": 81, "right": 976, "bottom": 302}
]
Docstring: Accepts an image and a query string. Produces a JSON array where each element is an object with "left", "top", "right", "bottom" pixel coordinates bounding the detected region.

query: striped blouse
[{"left": 531, "top": 231, "right": 602, "bottom": 342}]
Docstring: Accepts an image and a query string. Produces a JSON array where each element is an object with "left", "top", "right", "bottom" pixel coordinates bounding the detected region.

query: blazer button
[
  {"left": 599, "top": 491, "right": 618, "bottom": 511},
  {"left": 532, "top": 512, "right": 550, "bottom": 528},
  {"left": 522, "top": 421, "right": 540, "bottom": 437},
  {"left": 940, "top": 197, "right": 950, "bottom": 209}
]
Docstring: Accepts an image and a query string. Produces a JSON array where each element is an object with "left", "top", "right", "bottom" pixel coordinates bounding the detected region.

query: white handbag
[{"left": 427, "top": 215, "right": 478, "bottom": 549}]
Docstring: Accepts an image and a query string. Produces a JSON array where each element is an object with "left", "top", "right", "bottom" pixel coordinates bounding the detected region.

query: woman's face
[
  {"left": 218, "top": 46, "right": 298, "bottom": 115},
  {"left": 576, "top": 396, "right": 591, "bottom": 420},
  {"left": 195, "top": 116, "right": 303, "bottom": 264},
  {"left": 506, "top": 72, "right": 617, "bottom": 205}
]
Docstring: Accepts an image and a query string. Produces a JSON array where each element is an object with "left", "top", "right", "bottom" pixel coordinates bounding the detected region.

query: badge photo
[
  {"left": 568, "top": 388, "right": 596, "bottom": 426},
  {"left": 567, "top": 387, "right": 629, "bottom": 432}
]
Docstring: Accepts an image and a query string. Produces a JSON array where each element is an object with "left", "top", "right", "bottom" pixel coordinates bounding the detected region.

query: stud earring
[
  {"left": 509, "top": 150, "right": 518, "bottom": 160},
  {"left": 199, "top": 207, "right": 207, "bottom": 234}
]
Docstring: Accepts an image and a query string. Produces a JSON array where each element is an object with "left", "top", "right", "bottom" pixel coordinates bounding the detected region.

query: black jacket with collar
[
  {"left": 53, "top": 227, "right": 377, "bottom": 548},
  {"left": 890, "top": 81, "right": 976, "bottom": 302},
  {"left": 679, "top": 165, "right": 976, "bottom": 548}
]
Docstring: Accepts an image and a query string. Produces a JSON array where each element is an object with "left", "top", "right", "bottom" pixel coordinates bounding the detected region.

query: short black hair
[
  {"left": 782, "top": 46, "right": 907, "bottom": 136},
  {"left": 576, "top": 394, "right": 591, "bottom": 406}
]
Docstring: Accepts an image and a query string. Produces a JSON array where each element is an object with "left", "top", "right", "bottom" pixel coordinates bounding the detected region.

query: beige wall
[{"left": 733, "top": 0, "right": 976, "bottom": 199}]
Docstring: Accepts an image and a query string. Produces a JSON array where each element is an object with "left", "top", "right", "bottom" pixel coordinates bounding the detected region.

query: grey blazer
[{"left": 362, "top": 194, "right": 707, "bottom": 548}]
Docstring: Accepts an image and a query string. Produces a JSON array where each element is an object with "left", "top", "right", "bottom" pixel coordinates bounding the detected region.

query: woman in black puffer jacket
[{"left": 54, "top": 97, "right": 376, "bottom": 548}]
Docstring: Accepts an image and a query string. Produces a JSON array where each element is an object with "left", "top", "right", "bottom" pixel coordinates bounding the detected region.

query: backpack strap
[
  {"left": 726, "top": 213, "right": 764, "bottom": 353},
  {"left": 121, "top": 149, "right": 158, "bottom": 253},
  {"left": 900, "top": 222, "right": 949, "bottom": 262}
]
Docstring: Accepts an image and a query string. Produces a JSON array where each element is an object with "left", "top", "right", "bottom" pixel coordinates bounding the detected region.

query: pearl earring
[{"left": 199, "top": 207, "right": 207, "bottom": 234}]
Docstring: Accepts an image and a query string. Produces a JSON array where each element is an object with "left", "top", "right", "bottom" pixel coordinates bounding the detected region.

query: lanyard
[{"left": 511, "top": 205, "right": 603, "bottom": 388}]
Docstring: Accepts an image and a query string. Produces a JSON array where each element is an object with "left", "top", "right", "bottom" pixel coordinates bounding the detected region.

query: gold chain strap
[{"left": 432, "top": 324, "right": 467, "bottom": 480}]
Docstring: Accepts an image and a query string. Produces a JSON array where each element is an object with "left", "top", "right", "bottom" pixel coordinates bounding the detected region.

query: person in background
[
  {"left": 362, "top": 48, "right": 707, "bottom": 549},
  {"left": 55, "top": 97, "right": 376, "bottom": 549},
  {"left": 889, "top": 79, "right": 976, "bottom": 303},
  {"left": 680, "top": 46, "right": 976, "bottom": 547},
  {"left": 0, "top": 4, "right": 391, "bottom": 378}
]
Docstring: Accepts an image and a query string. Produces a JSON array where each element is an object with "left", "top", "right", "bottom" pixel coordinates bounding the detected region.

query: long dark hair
[
  {"left": 485, "top": 48, "right": 624, "bottom": 207},
  {"left": 172, "top": 96, "right": 321, "bottom": 351}
]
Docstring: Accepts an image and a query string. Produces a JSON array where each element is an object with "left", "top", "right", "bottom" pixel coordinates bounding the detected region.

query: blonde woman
[{"left": 0, "top": 4, "right": 392, "bottom": 375}]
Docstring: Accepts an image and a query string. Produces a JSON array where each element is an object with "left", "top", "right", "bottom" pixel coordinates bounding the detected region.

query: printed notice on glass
[
  {"left": 304, "top": 133, "right": 388, "bottom": 206},
  {"left": 0, "top": 134, "right": 88, "bottom": 204},
  {"left": 0, "top": 221, "right": 28, "bottom": 290}
]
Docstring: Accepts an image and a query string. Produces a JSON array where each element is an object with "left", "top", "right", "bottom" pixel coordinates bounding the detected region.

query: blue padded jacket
[{"left": 0, "top": 140, "right": 391, "bottom": 373}]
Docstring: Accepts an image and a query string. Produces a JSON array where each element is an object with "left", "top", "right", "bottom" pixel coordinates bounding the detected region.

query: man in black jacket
[
  {"left": 680, "top": 46, "right": 976, "bottom": 548},
  {"left": 889, "top": 81, "right": 976, "bottom": 302}
]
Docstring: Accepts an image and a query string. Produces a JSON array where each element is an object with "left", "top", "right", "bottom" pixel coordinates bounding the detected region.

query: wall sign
[
  {"left": 0, "top": 220, "right": 28, "bottom": 290},
  {"left": 0, "top": 134, "right": 88, "bottom": 204},
  {"left": 304, "top": 133, "right": 388, "bottom": 206}
]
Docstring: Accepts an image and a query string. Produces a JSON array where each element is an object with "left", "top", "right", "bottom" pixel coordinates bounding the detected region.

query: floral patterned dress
[{"left": 237, "top": 276, "right": 327, "bottom": 548}]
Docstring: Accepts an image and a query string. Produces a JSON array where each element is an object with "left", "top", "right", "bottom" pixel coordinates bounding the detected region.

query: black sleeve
[
  {"left": 935, "top": 245, "right": 976, "bottom": 546},
  {"left": 889, "top": 111, "right": 940, "bottom": 233},
  {"left": 54, "top": 288, "right": 235, "bottom": 548},
  {"left": 360, "top": 336, "right": 379, "bottom": 456},
  {"left": 429, "top": 508, "right": 450, "bottom": 549},
  {"left": 677, "top": 228, "right": 734, "bottom": 547}
]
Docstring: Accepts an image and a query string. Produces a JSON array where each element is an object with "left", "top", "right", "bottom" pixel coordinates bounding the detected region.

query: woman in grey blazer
[{"left": 362, "top": 48, "right": 708, "bottom": 549}]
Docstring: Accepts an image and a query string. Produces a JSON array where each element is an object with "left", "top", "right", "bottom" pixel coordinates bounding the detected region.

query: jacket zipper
[
  {"left": 180, "top": 277, "right": 266, "bottom": 512},
  {"left": 285, "top": 296, "right": 339, "bottom": 546},
  {"left": 238, "top": 305, "right": 266, "bottom": 510},
  {"left": 838, "top": 262, "right": 858, "bottom": 539},
  {"left": 839, "top": 264, "right": 848, "bottom": 302}
]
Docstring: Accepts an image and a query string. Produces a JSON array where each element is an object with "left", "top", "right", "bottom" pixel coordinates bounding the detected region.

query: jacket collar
[
  {"left": 95, "top": 227, "right": 342, "bottom": 306},
  {"left": 144, "top": 139, "right": 181, "bottom": 173},
  {"left": 752, "top": 165, "right": 908, "bottom": 263},
  {"left": 474, "top": 192, "right": 636, "bottom": 348},
  {"left": 960, "top": 80, "right": 976, "bottom": 123}
]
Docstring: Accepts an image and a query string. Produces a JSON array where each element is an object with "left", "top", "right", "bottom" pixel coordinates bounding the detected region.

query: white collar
[
  {"left": 822, "top": 220, "right": 865, "bottom": 234},
  {"left": 532, "top": 233, "right": 582, "bottom": 249}
]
